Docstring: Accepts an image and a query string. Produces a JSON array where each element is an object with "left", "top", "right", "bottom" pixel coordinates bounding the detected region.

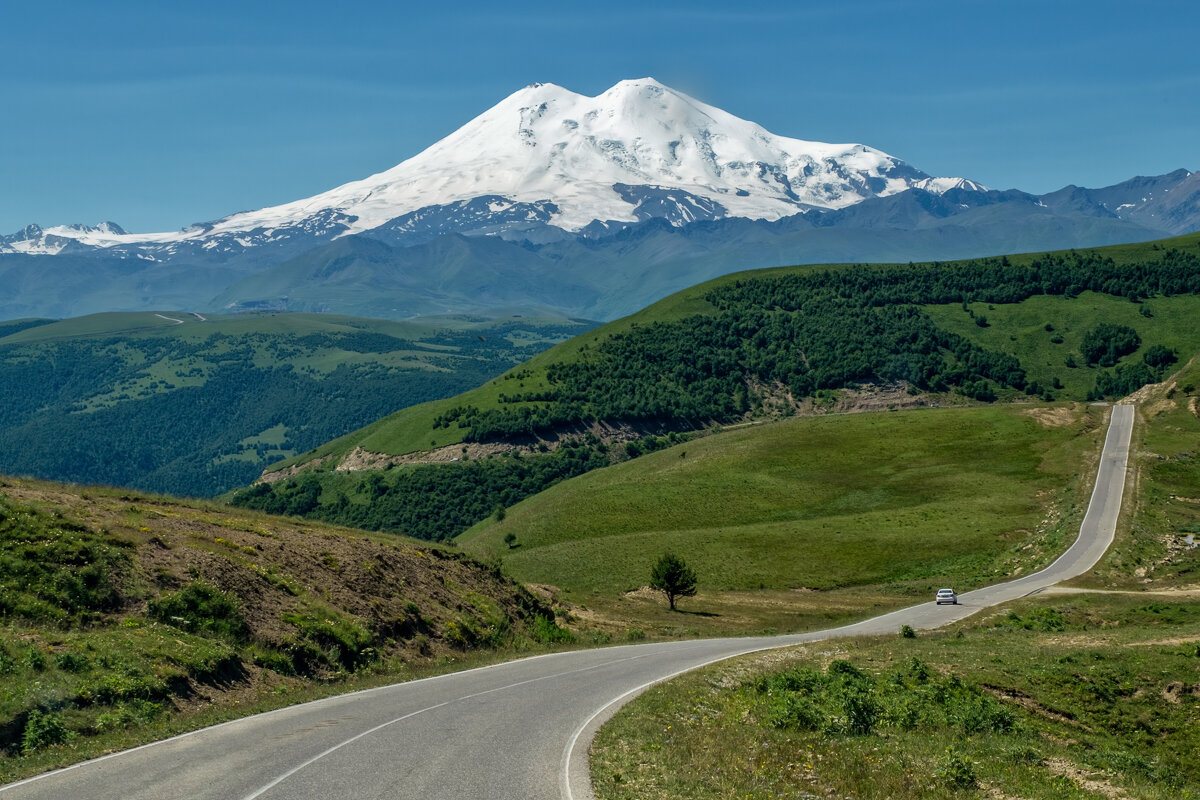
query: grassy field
[
  {"left": 591, "top": 590, "right": 1200, "bottom": 800},
  {"left": 458, "top": 404, "right": 1109, "bottom": 634},
  {"left": 1077, "top": 355, "right": 1200, "bottom": 590},
  {"left": 926, "top": 292, "right": 1200, "bottom": 401}
]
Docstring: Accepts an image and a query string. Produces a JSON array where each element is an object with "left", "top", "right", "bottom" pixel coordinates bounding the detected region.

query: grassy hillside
[
  {"left": 0, "top": 310, "right": 593, "bottom": 497},
  {"left": 265, "top": 232, "right": 1200, "bottom": 475},
  {"left": 0, "top": 476, "right": 571, "bottom": 782},
  {"left": 587, "top": 349, "right": 1200, "bottom": 800},
  {"left": 927, "top": 291, "right": 1200, "bottom": 400},
  {"left": 241, "top": 233, "right": 1200, "bottom": 555},
  {"left": 1082, "top": 354, "right": 1200, "bottom": 589},
  {"left": 457, "top": 404, "right": 1107, "bottom": 634}
]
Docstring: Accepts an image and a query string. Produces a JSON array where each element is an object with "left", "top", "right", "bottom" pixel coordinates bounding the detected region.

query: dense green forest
[
  {"left": 0, "top": 314, "right": 592, "bottom": 496},
  {"left": 231, "top": 432, "right": 684, "bottom": 540},
  {"left": 436, "top": 247, "right": 1200, "bottom": 440}
]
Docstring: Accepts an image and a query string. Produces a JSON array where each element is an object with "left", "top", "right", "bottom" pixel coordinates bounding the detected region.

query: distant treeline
[
  {"left": 435, "top": 248, "right": 1200, "bottom": 441},
  {"left": 231, "top": 433, "right": 684, "bottom": 541}
]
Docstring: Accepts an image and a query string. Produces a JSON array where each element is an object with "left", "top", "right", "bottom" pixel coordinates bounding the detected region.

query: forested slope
[
  {"left": 0, "top": 311, "right": 592, "bottom": 497},
  {"left": 240, "top": 233, "right": 1200, "bottom": 544}
]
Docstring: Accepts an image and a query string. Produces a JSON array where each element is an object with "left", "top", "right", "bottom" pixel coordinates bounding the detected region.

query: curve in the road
[{"left": 0, "top": 405, "right": 1135, "bottom": 800}]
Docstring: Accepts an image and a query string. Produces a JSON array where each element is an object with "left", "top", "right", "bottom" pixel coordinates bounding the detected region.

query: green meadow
[
  {"left": 587, "top": 345, "right": 1200, "bottom": 800},
  {"left": 459, "top": 404, "right": 1108, "bottom": 632},
  {"left": 591, "top": 591, "right": 1200, "bottom": 800},
  {"left": 927, "top": 292, "right": 1200, "bottom": 401}
]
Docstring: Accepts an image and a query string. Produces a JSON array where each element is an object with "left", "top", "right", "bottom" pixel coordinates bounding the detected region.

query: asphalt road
[{"left": 0, "top": 404, "right": 1135, "bottom": 800}]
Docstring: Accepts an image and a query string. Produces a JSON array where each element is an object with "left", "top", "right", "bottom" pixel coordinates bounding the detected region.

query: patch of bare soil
[
  {"left": 981, "top": 785, "right": 1032, "bottom": 800},
  {"left": 334, "top": 442, "right": 518, "bottom": 471},
  {"left": 1159, "top": 681, "right": 1200, "bottom": 704},
  {"left": 983, "top": 686, "right": 1092, "bottom": 731},
  {"left": 1022, "top": 406, "right": 1078, "bottom": 428},
  {"left": 1041, "top": 586, "right": 1200, "bottom": 598},
  {"left": 330, "top": 419, "right": 687, "bottom": 472},
  {"left": 1125, "top": 381, "right": 1170, "bottom": 406},
  {"left": 790, "top": 382, "right": 937, "bottom": 417},
  {"left": 1045, "top": 758, "right": 1129, "bottom": 799}
]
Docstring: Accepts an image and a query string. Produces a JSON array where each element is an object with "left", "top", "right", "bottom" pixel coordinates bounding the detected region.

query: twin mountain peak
[{"left": 1, "top": 79, "right": 1196, "bottom": 322}]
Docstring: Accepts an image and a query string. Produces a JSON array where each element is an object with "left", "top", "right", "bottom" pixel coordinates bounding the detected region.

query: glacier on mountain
[{"left": 2, "top": 78, "right": 982, "bottom": 254}]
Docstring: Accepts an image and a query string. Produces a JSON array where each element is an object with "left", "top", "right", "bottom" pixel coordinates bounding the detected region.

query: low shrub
[
  {"left": 282, "top": 609, "right": 375, "bottom": 672},
  {"left": 148, "top": 581, "right": 246, "bottom": 641},
  {"left": 934, "top": 745, "right": 977, "bottom": 789},
  {"left": 21, "top": 709, "right": 69, "bottom": 755},
  {"left": 531, "top": 614, "right": 574, "bottom": 644}
]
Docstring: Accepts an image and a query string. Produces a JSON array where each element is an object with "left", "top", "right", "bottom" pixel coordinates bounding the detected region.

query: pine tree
[{"left": 650, "top": 552, "right": 697, "bottom": 611}]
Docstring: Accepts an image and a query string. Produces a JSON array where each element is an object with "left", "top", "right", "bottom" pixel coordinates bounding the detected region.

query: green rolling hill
[
  {"left": 455, "top": 403, "right": 1109, "bottom": 634},
  {"left": 240, "top": 234, "right": 1200, "bottom": 558},
  {"left": 0, "top": 309, "right": 594, "bottom": 497}
]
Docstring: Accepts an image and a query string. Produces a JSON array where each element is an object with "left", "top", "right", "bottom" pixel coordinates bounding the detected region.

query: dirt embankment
[
  {"left": 2, "top": 478, "right": 550, "bottom": 673},
  {"left": 264, "top": 382, "right": 943, "bottom": 479},
  {"left": 266, "top": 418, "right": 687, "bottom": 478}
]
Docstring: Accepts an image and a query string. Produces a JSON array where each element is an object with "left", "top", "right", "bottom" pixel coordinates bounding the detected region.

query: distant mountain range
[{"left": 2, "top": 78, "right": 1196, "bottom": 321}]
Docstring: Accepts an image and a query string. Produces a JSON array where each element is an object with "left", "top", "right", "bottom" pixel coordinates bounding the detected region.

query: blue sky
[{"left": 3, "top": 0, "right": 1197, "bottom": 234}]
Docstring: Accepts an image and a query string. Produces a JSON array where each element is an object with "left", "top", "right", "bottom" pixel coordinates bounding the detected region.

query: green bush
[
  {"left": 954, "top": 695, "right": 1016, "bottom": 735},
  {"left": 767, "top": 693, "right": 823, "bottom": 730},
  {"left": 1003, "top": 607, "right": 1067, "bottom": 632},
  {"left": 835, "top": 683, "right": 878, "bottom": 735},
  {"left": 94, "top": 699, "right": 162, "bottom": 732},
  {"left": 934, "top": 746, "right": 977, "bottom": 789},
  {"left": 764, "top": 666, "right": 823, "bottom": 694},
  {"left": 251, "top": 647, "right": 297, "bottom": 676},
  {"left": 282, "top": 610, "right": 375, "bottom": 671},
  {"left": 531, "top": 614, "right": 574, "bottom": 644},
  {"left": 53, "top": 650, "right": 91, "bottom": 672},
  {"left": 21, "top": 709, "right": 69, "bottom": 754},
  {"left": 755, "top": 658, "right": 1020, "bottom": 744},
  {"left": 149, "top": 581, "right": 246, "bottom": 640}
]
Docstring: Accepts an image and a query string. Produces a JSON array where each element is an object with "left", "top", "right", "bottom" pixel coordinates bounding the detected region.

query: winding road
[{"left": 0, "top": 404, "right": 1135, "bottom": 800}]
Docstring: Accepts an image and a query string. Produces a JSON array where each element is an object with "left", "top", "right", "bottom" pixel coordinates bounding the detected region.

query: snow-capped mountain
[
  {"left": 0, "top": 222, "right": 127, "bottom": 255},
  {"left": 1, "top": 78, "right": 982, "bottom": 256},
  {"left": 1, "top": 78, "right": 1194, "bottom": 323}
]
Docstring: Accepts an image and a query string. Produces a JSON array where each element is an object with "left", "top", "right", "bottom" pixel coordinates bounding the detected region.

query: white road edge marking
[
  {"left": 240, "top": 653, "right": 656, "bottom": 799},
  {"left": 240, "top": 703, "right": 451, "bottom": 800},
  {"left": 0, "top": 650, "right": 565, "bottom": 794}
]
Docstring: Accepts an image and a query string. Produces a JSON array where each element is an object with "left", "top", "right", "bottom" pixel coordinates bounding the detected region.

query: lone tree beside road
[{"left": 650, "top": 552, "right": 697, "bottom": 611}]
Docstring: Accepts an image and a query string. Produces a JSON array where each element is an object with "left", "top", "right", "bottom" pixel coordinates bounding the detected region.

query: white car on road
[{"left": 935, "top": 588, "right": 958, "bottom": 605}]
